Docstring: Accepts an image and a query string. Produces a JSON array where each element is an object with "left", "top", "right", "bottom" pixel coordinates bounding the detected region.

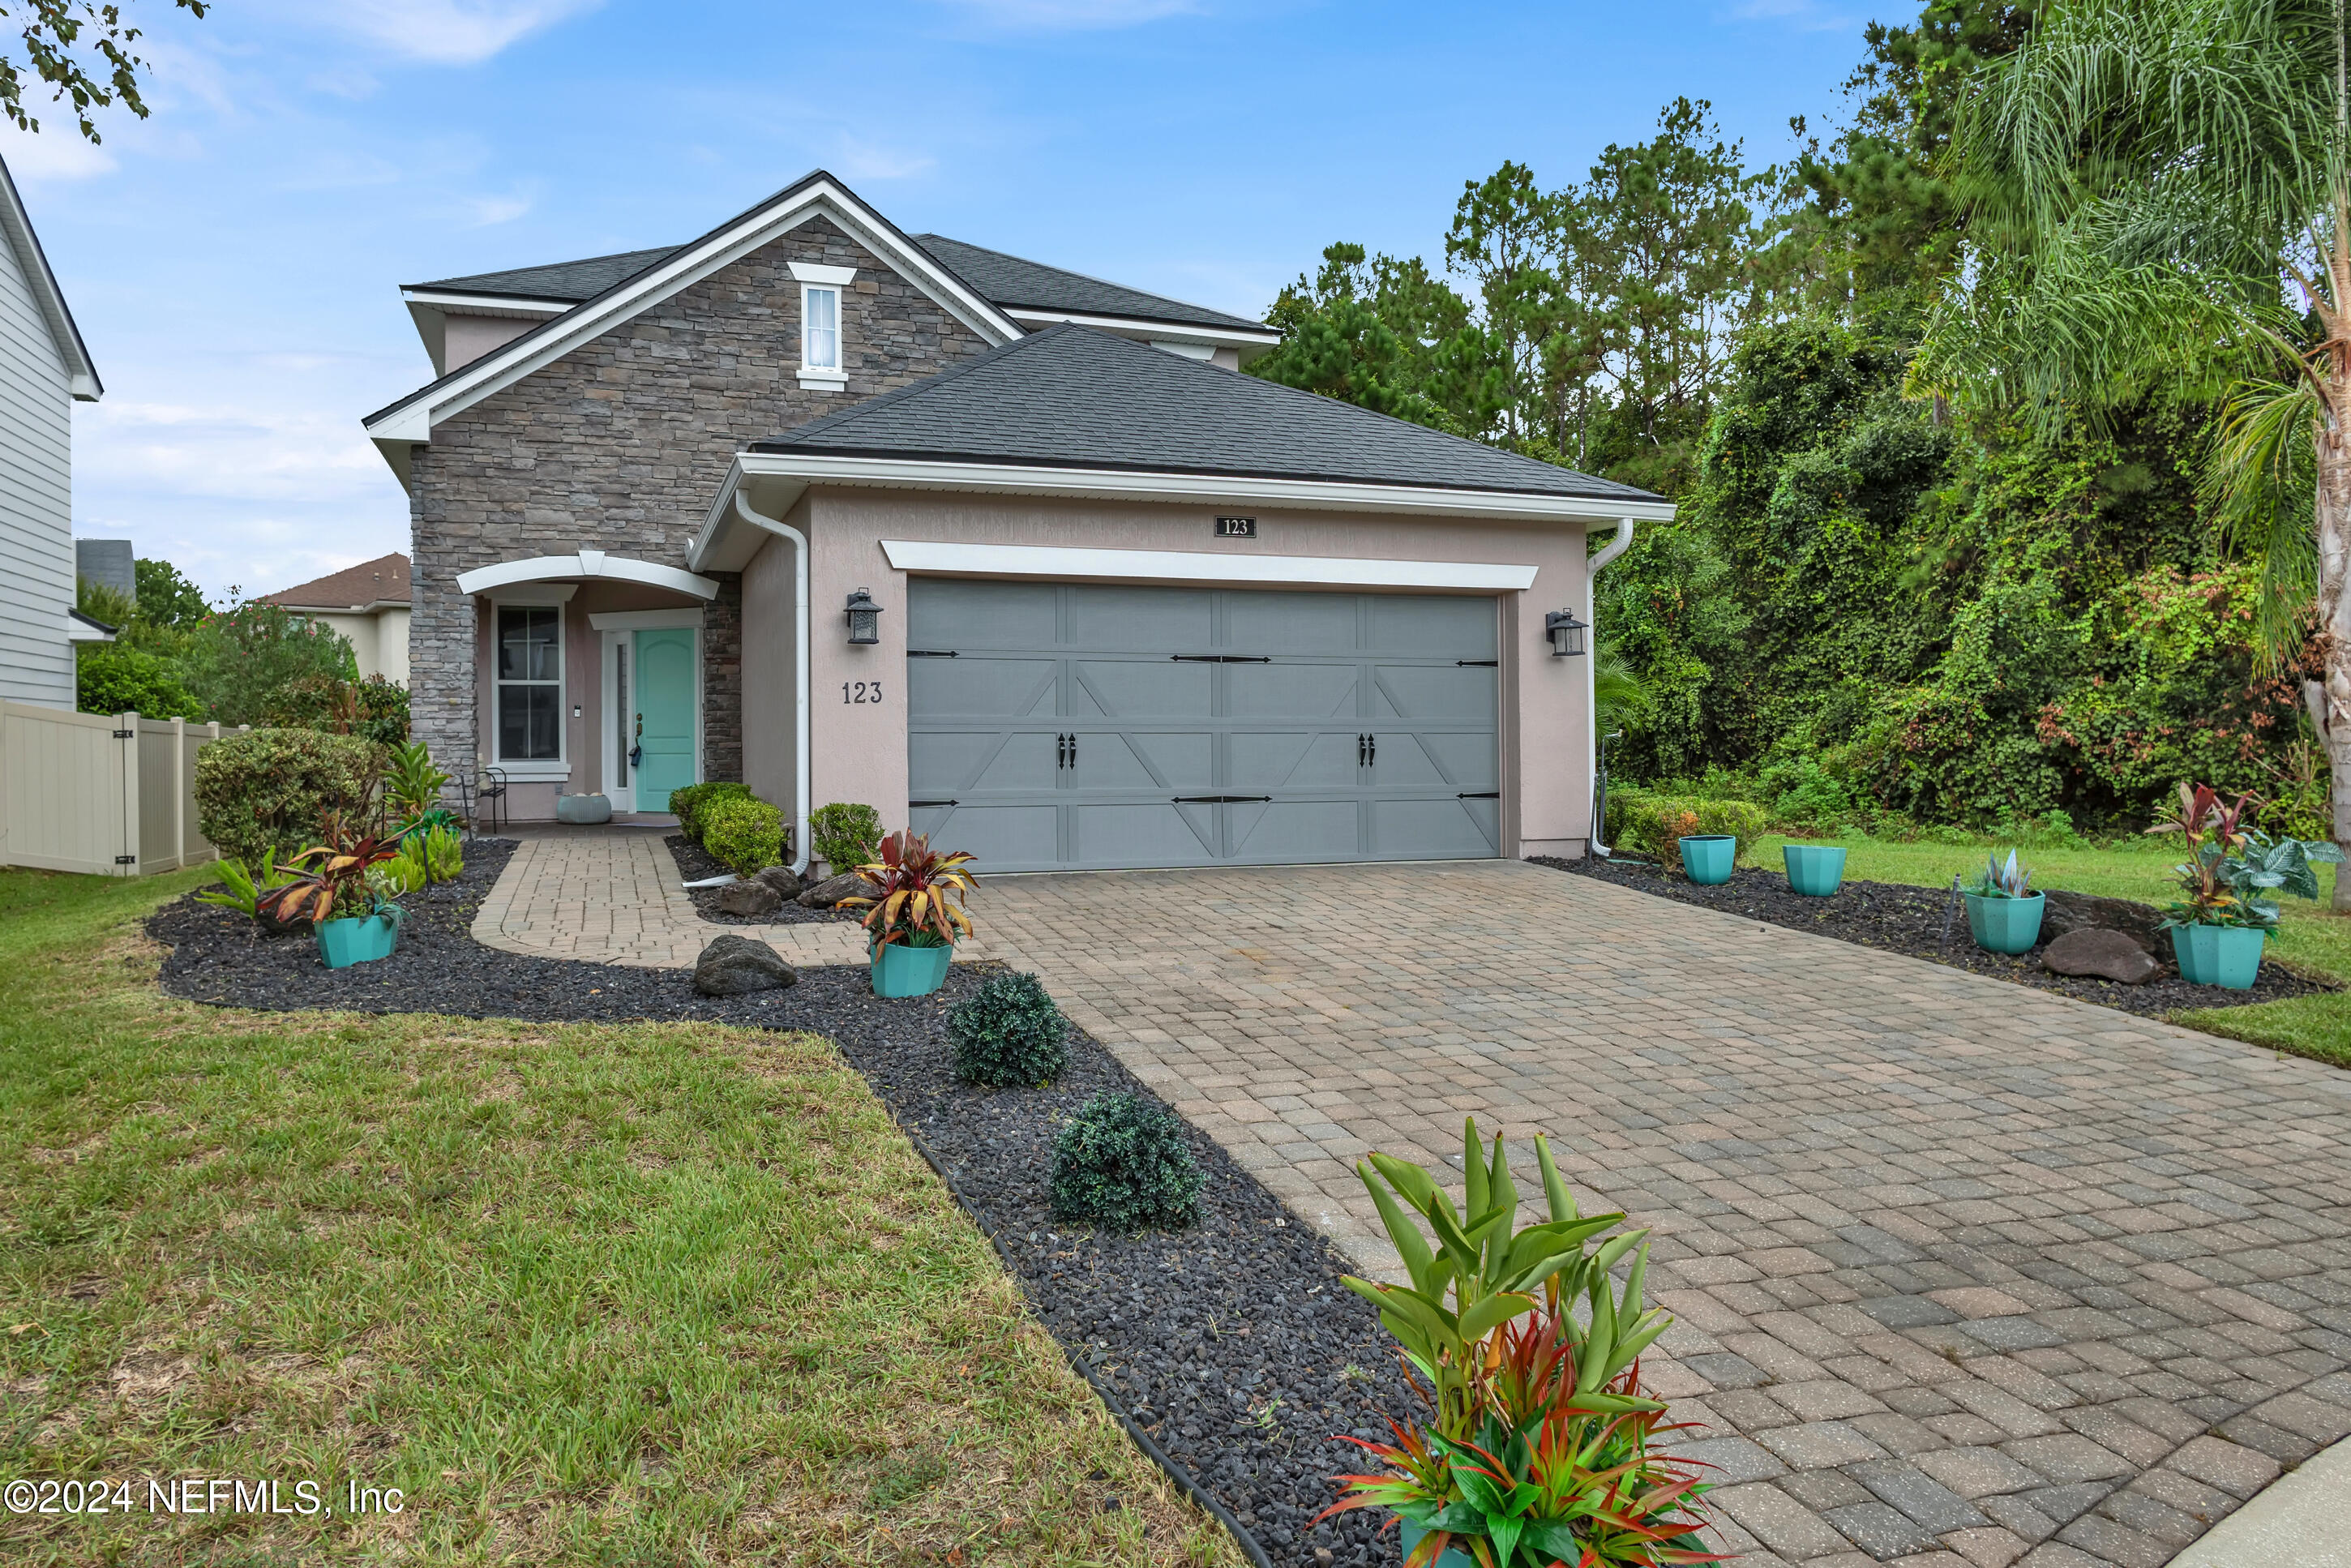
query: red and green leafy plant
[
  {"left": 1319, "top": 1120, "right": 1720, "bottom": 1566},
  {"left": 2148, "top": 783, "right": 2344, "bottom": 931},
  {"left": 837, "top": 830, "right": 976, "bottom": 949},
  {"left": 257, "top": 799, "right": 407, "bottom": 928}
]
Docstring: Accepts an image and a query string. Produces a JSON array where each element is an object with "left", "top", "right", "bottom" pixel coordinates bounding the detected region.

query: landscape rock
[
  {"left": 753, "top": 865, "right": 805, "bottom": 899},
  {"left": 714, "top": 879, "right": 783, "bottom": 918},
  {"left": 2042, "top": 927, "right": 2163, "bottom": 985},
  {"left": 796, "top": 872, "right": 871, "bottom": 909},
  {"left": 692, "top": 934, "right": 798, "bottom": 996},
  {"left": 2041, "top": 889, "right": 2165, "bottom": 954}
]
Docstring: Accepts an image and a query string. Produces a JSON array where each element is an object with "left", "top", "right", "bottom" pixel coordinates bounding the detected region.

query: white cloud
[
  {"left": 0, "top": 122, "right": 119, "bottom": 182},
  {"left": 932, "top": 0, "right": 1197, "bottom": 29},
  {"left": 324, "top": 0, "right": 604, "bottom": 66},
  {"left": 462, "top": 191, "right": 534, "bottom": 225}
]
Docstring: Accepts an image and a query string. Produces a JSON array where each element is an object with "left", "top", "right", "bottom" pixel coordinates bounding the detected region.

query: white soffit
[
  {"left": 879, "top": 539, "right": 1539, "bottom": 591},
  {"left": 455, "top": 551, "right": 719, "bottom": 600}
]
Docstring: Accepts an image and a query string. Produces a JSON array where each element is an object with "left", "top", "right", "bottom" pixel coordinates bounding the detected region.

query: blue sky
[{"left": 5, "top": 0, "right": 1889, "bottom": 602}]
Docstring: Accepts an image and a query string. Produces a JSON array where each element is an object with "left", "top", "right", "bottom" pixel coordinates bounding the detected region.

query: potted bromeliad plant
[
  {"left": 258, "top": 802, "right": 409, "bottom": 970},
  {"left": 1963, "top": 849, "right": 2045, "bottom": 955},
  {"left": 1320, "top": 1118, "right": 1722, "bottom": 1568},
  {"left": 2149, "top": 785, "right": 2343, "bottom": 991},
  {"left": 838, "top": 829, "right": 977, "bottom": 998}
]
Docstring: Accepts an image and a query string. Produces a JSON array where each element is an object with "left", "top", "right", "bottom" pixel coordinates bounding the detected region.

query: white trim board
[
  {"left": 589, "top": 608, "right": 705, "bottom": 631},
  {"left": 456, "top": 552, "right": 718, "bottom": 601},
  {"left": 363, "top": 173, "right": 1021, "bottom": 470},
  {"left": 1003, "top": 306, "right": 1279, "bottom": 352},
  {"left": 878, "top": 540, "right": 1539, "bottom": 591}
]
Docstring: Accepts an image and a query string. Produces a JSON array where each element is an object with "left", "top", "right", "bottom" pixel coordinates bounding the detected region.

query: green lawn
[
  {"left": 1758, "top": 831, "right": 2351, "bottom": 1066},
  {"left": 0, "top": 866, "right": 1235, "bottom": 1566}
]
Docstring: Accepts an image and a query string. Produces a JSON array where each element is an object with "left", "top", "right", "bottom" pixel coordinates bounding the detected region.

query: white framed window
[
  {"left": 789, "top": 261, "right": 857, "bottom": 390},
  {"left": 495, "top": 602, "right": 564, "bottom": 765}
]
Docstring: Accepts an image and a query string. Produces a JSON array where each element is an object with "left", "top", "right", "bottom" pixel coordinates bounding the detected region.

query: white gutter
[
  {"left": 1586, "top": 517, "right": 1635, "bottom": 856},
  {"left": 730, "top": 491, "right": 814, "bottom": 876}
]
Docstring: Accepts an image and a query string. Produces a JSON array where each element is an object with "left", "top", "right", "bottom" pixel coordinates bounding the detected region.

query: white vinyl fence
[{"left": 0, "top": 701, "right": 246, "bottom": 876}]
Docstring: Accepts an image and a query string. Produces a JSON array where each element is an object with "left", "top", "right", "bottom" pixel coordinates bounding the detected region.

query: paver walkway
[
  {"left": 968, "top": 860, "right": 2351, "bottom": 1568},
  {"left": 473, "top": 842, "right": 2351, "bottom": 1566}
]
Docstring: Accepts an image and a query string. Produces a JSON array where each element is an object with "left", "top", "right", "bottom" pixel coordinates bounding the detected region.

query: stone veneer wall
[{"left": 407, "top": 213, "right": 992, "bottom": 790}]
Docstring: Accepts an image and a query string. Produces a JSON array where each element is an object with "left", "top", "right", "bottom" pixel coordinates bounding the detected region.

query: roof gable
[
  {"left": 362, "top": 171, "right": 1024, "bottom": 465},
  {"left": 754, "top": 324, "right": 1657, "bottom": 503},
  {"left": 0, "top": 154, "right": 100, "bottom": 401}
]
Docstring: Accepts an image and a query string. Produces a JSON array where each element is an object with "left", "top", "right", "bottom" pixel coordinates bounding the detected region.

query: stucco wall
[
  {"left": 739, "top": 494, "right": 807, "bottom": 825},
  {"left": 406, "top": 212, "right": 995, "bottom": 798},
  {"left": 749, "top": 486, "right": 1602, "bottom": 858}
]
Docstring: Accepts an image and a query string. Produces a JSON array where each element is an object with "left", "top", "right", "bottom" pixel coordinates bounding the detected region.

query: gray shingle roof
[
  {"left": 410, "top": 245, "right": 682, "bottom": 302},
  {"left": 752, "top": 324, "right": 1657, "bottom": 502},
  {"left": 912, "top": 234, "right": 1267, "bottom": 333}
]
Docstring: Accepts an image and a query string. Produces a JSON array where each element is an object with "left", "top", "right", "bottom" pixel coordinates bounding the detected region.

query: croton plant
[
  {"left": 837, "top": 829, "right": 977, "bottom": 949},
  {"left": 1318, "top": 1119, "right": 1722, "bottom": 1568},
  {"left": 2148, "top": 783, "right": 2344, "bottom": 931}
]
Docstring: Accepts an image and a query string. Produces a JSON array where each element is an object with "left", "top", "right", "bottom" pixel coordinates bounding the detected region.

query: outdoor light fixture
[
  {"left": 1544, "top": 608, "right": 1588, "bottom": 658},
  {"left": 844, "top": 586, "right": 882, "bottom": 645}
]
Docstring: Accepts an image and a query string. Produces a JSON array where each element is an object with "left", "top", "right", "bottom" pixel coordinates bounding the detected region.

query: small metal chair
[{"left": 452, "top": 766, "right": 507, "bottom": 838}]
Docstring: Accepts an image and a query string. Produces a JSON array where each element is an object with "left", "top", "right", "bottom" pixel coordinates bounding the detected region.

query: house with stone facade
[{"left": 363, "top": 170, "right": 1669, "bottom": 872}]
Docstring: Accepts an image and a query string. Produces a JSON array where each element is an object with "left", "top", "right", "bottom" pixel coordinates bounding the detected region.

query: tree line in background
[
  {"left": 1250, "top": 0, "right": 2334, "bottom": 855},
  {"left": 73, "top": 562, "right": 407, "bottom": 743}
]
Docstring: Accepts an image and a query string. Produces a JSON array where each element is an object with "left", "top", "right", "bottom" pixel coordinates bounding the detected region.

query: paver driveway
[{"left": 973, "top": 859, "right": 2351, "bottom": 1568}]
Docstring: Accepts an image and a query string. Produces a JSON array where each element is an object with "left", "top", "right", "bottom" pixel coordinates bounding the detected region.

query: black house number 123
[{"left": 843, "top": 680, "right": 883, "bottom": 705}]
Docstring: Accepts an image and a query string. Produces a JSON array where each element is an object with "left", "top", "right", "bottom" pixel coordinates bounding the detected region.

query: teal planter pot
[
  {"left": 1398, "top": 1521, "right": 1479, "bottom": 1568},
  {"left": 1678, "top": 834, "right": 1736, "bottom": 885},
  {"left": 315, "top": 913, "right": 400, "bottom": 969},
  {"left": 871, "top": 940, "right": 953, "bottom": 998},
  {"left": 2171, "top": 923, "right": 2267, "bottom": 990},
  {"left": 1965, "top": 891, "right": 2046, "bottom": 955},
  {"left": 1782, "top": 843, "right": 1848, "bottom": 898}
]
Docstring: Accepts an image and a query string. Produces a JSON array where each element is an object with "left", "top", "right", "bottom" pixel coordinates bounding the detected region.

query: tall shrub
[{"left": 193, "top": 728, "right": 385, "bottom": 869}]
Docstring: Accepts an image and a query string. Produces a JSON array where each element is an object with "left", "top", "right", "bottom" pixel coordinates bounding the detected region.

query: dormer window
[{"left": 788, "top": 261, "right": 857, "bottom": 391}]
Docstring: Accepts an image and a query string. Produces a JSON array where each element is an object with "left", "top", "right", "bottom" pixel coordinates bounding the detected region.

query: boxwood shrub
[
  {"left": 700, "top": 793, "right": 786, "bottom": 875},
  {"left": 810, "top": 801, "right": 881, "bottom": 872},
  {"left": 948, "top": 972, "right": 1068, "bottom": 1087},
  {"left": 1607, "top": 788, "right": 1770, "bottom": 863},
  {"left": 192, "top": 727, "right": 386, "bottom": 869},
  {"left": 1049, "top": 1091, "right": 1204, "bottom": 1232},
  {"left": 668, "top": 782, "right": 752, "bottom": 842}
]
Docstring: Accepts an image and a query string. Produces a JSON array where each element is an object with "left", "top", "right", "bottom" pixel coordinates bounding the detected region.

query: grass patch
[
  {"left": 0, "top": 866, "right": 1236, "bottom": 1565},
  {"left": 1758, "top": 831, "right": 2351, "bottom": 1063}
]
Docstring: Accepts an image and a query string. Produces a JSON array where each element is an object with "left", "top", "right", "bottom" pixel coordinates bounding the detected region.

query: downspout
[
  {"left": 733, "top": 491, "right": 814, "bottom": 876},
  {"left": 1585, "top": 517, "right": 1635, "bottom": 857}
]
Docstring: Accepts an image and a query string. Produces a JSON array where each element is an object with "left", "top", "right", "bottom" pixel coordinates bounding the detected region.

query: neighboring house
[
  {"left": 0, "top": 153, "right": 105, "bottom": 708},
  {"left": 260, "top": 553, "right": 413, "bottom": 683},
  {"left": 75, "top": 538, "right": 132, "bottom": 598},
  {"left": 363, "top": 170, "right": 1669, "bottom": 868}
]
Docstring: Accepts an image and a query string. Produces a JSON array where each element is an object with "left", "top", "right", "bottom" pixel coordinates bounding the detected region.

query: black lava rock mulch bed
[
  {"left": 147, "top": 851, "right": 1415, "bottom": 1568},
  {"left": 1535, "top": 854, "right": 2335, "bottom": 1021},
  {"left": 665, "top": 833, "right": 857, "bottom": 928}
]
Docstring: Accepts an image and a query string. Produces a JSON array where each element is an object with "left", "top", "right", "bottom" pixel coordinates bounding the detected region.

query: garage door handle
[
  {"left": 1171, "top": 795, "right": 1270, "bottom": 804},
  {"left": 1458, "top": 791, "right": 1500, "bottom": 799},
  {"left": 1169, "top": 654, "right": 1272, "bottom": 662}
]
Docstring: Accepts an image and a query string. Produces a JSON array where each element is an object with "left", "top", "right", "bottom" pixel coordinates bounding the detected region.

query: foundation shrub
[
  {"left": 1048, "top": 1092, "right": 1204, "bottom": 1232},
  {"left": 700, "top": 795, "right": 786, "bottom": 876},
  {"left": 1606, "top": 787, "right": 1769, "bottom": 861},
  {"left": 948, "top": 972, "right": 1068, "bottom": 1088},
  {"left": 192, "top": 728, "right": 386, "bottom": 870},
  {"left": 669, "top": 782, "right": 752, "bottom": 842},
  {"left": 811, "top": 802, "right": 882, "bottom": 872}
]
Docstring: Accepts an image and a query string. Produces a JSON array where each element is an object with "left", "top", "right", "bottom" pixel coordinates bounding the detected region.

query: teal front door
[{"left": 633, "top": 628, "right": 697, "bottom": 810}]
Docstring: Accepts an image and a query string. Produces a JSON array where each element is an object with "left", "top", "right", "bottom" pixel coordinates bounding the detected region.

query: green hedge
[
  {"left": 700, "top": 794, "right": 786, "bottom": 876},
  {"left": 810, "top": 802, "right": 880, "bottom": 872},
  {"left": 668, "top": 782, "right": 752, "bottom": 842},
  {"left": 1607, "top": 789, "right": 1770, "bottom": 863},
  {"left": 193, "top": 728, "right": 387, "bottom": 869}
]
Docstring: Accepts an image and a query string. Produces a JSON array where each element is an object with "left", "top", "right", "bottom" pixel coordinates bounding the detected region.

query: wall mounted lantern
[
  {"left": 1544, "top": 608, "right": 1588, "bottom": 658},
  {"left": 844, "top": 587, "right": 881, "bottom": 645}
]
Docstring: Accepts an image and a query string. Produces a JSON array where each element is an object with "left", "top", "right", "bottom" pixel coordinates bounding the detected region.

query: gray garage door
[{"left": 906, "top": 581, "right": 1500, "bottom": 872}]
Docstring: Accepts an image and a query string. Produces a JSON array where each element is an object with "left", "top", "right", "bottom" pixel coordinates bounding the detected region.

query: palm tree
[{"left": 1917, "top": 0, "right": 2351, "bottom": 905}]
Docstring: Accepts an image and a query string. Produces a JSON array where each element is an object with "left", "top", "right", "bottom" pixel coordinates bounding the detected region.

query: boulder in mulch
[
  {"left": 753, "top": 865, "right": 805, "bottom": 899},
  {"left": 796, "top": 872, "right": 871, "bottom": 908},
  {"left": 2042, "top": 890, "right": 2164, "bottom": 954},
  {"left": 692, "top": 934, "right": 798, "bottom": 996},
  {"left": 2042, "top": 927, "right": 2162, "bottom": 985},
  {"left": 714, "top": 879, "right": 784, "bottom": 918}
]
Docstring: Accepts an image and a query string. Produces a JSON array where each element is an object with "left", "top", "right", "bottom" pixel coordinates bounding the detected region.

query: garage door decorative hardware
[
  {"left": 910, "top": 799, "right": 958, "bottom": 808},
  {"left": 1172, "top": 795, "right": 1273, "bottom": 804},
  {"left": 1458, "top": 791, "right": 1501, "bottom": 799},
  {"left": 906, "top": 649, "right": 958, "bottom": 658},
  {"left": 1167, "top": 653, "right": 1272, "bottom": 662},
  {"left": 1455, "top": 658, "right": 1499, "bottom": 666},
  {"left": 1056, "top": 734, "right": 1079, "bottom": 769},
  {"left": 1357, "top": 734, "right": 1378, "bottom": 766}
]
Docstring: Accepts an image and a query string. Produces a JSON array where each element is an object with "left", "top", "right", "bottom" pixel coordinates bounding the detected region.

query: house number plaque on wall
[{"left": 1214, "top": 516, "right": 1257, "bottom": 538}]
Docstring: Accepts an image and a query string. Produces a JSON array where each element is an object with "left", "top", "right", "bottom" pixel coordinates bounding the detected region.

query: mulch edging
[
  {"left": 1533, "top": 854, "right": 2336, "bottom": 1021},
  {"left": 144, "top": 854, "right": 1412, "bottom": 1568},
  {"left": 664, "top": 833, "right": 859, "bottom": 928}
]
